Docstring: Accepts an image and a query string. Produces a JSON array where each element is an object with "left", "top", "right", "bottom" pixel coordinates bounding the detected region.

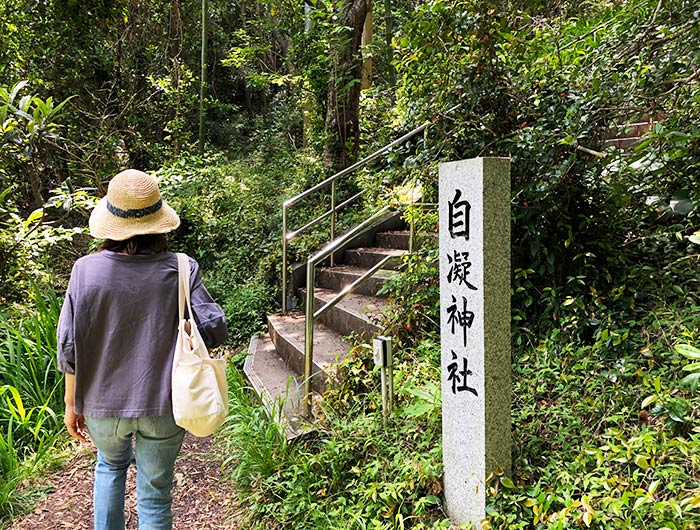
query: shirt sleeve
[
  {"left": 189, "top": 257, "right": 228, "bottom": 349},
  {"left": 56, "top": 270, "right": 77, "bottom": 374}
]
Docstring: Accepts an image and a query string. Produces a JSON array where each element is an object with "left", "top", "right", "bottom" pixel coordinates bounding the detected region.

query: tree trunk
[
  {"left": 198, "top": 0, "right": 208, "bottom": 156},
  {"left": 384, "top": 0, "right": 395, "bottom": 86},
  {"left": 361, "top": 3, "right": 373, "bottom": 90},
  {"left": 323, "top": 0, "right": 371, "bottom": 172},
  {"left": 169, "top": 0, "right": 182, "bottom": 156}
]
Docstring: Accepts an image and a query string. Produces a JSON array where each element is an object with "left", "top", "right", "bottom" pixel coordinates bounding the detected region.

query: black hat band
[{"left": 106, "top": 198, "right": 163, "bottom": 219}]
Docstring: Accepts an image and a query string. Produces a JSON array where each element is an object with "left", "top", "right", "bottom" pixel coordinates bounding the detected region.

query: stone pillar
[{"left": 438, "top": 157, "right": 511, "bottom": 526}]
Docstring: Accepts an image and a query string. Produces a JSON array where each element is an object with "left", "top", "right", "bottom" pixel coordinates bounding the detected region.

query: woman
[{"left": 57, "top": 169, "right": 227, "bottom": 530}]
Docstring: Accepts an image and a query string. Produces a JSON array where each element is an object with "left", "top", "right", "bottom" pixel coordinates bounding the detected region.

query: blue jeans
[{"left": 85, "top": 414, "right": 185, "bottom": 530}]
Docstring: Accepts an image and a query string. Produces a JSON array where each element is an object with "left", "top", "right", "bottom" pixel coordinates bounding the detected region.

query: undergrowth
[
  {"left": 0, "top": 288, "right": 66, "bottom": 523},
  {"left": 220, "top": 260, "right": 700, "bottom": 529},
  {"left": 489, "top": 300, "right": 700, "bottom": 529},
  {"left": 220, "top": 354, "right": 449, "bottom": 530}
]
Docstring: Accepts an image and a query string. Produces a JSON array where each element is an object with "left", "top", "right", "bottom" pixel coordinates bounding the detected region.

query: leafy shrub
[
  {"left": 0, "top": 288, "right": 65, "bottom": 522},
  {"left": 154, "top": 143, "right": 372, "bottom": 345},
  {"left": 0, "top": 82, "right": 90, "bottom": 303},
  {"left": 219, "top": 283, "right": 272, "bottom": 344},
  {"left": 222, "top": 343, "right": 448, "bottom": 530}
]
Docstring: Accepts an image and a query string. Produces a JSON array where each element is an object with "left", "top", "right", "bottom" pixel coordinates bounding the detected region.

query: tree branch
[{"left": 575, "top": 144, "right": 606, "bottom": 159}]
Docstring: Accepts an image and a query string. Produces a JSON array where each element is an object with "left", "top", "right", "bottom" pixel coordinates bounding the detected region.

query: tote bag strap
[{"left": 176, "top": 253, "right": 193, "bottom": 321}]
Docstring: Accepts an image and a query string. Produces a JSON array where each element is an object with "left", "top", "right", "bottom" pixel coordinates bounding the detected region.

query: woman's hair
[{"left": 99, "top": 234, "right": 169, "bottom": 255}]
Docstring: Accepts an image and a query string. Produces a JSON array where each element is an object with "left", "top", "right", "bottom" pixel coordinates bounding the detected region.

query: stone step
[
  {"left": 342, "top": 247, "right": 407, "bottom": 270},
  {"left": 375, "top": 230, "right": 410, "bottom": 250},
  {"left": 316, "top": 265, "right": 397, "bottom": 297},
  {"left": 243, "top": 334, "right": 308, "bottom": 437},
  {"left": 311, "top": 287, "right": 388, "bottom": 341},
  {"left": 268, "top": 312, "right": 352, "bottom": 394}
]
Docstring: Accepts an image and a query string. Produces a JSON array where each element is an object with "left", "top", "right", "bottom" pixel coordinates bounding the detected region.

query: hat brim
[{"left": 89, "top": 197, "right": 181, "bottom": 241}]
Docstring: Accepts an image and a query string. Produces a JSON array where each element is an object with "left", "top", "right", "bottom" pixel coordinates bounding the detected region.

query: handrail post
[
  {"left": 330, "top": 179, "right": 336, "bottom": 266},
  {"left": 304, "top": 261, "right": 315, "bottom": 415},
  {"left": 282, "top": 204, "right": 289, "bottom": 314}
]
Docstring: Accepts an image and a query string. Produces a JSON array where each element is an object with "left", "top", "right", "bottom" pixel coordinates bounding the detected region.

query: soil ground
[{"left": 6, "top": 434, "right": 242, "bottom": 530}]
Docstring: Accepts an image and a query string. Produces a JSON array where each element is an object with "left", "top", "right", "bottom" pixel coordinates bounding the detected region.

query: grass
[
  {"left": 219, "top": 344, "right": 449, "bottom": 530},
  {"left": 0, "top": 287, "right": 66, "bottom": 523}
]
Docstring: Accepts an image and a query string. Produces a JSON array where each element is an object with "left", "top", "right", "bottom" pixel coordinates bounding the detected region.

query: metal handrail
[
  {"left": 314, "top": 255, "right": 394, "bottom": 320},
  {"left": 285, "top": 190, "right": 365, "bottom": 242},
  {"left": 282, "top": 119, "right": 434, "bottom": 210},
  {"left": 281, "top": 105, "right": 461, "bottom": 414},
  {"left": 282, "top": 115, "right": 446, "bottom": 311},
  {"left": 303, "top": 206, "right": 392, "bottom": 411}
]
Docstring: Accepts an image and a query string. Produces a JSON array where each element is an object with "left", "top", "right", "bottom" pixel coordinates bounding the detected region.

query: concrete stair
[{"left": 244, "top": 217, "right": 408, "bottom": 436}]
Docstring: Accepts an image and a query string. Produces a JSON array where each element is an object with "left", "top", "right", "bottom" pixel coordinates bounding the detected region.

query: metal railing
[
  {"left": 302, "top": 206, "right": 394, "bottom": 408},
  {"left": 282, "top": 105, "right": 460, "bottom": 413},
  {"left": 281, "top": 117, "right": 439, "bottom": 312}
]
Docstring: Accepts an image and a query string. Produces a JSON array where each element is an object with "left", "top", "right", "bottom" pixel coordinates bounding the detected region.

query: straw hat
[{"left": 89, "top": 169, "right": 180, "bottom": 240}]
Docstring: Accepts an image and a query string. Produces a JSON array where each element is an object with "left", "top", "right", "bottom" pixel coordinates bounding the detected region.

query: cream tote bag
[{"left": 172, "top": 253, "right": 228, "bottom": 437}]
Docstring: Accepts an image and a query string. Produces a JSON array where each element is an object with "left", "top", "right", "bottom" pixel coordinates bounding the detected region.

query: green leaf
[
  {"left": 402, "top": 402, "right": 434, "bottom": 417},
  {"left": 2, "top": 385, "right": 26, "bottom": 422},
  {"left": 404, "top": 388, "right": 433, "bottom": 401},
  {"left": 675, "top": 344, "right": 700, "bottom": 360},
  {"left": 634, "top": 455, "right": 649, "bottom": 470},
  {"left": 680, "top": 373, "right": 700, "bottom": 390},
  {"left": 633, "top": 495, "right": 652, "bottom": 509},
  {"left": 17, "top": 94, "right": 32, "bottom": 112},
  {"left": 24, "top": 208, "right": 44, "bottom": 226},
  {"left": 15, "top": 109, "right": 32, "bottom": 121},
  {"left": 500, "top": 476, "right": 515, "bottom": 489},
  {"left": 682, "top": 362, "right": 700, "bottom": 372},
  {"left": 51, "top": 94, "right": 75, "bottom": 115},
  {"left": 667, "top": 402, "right": 688, "bottom": 423},
  {"left": 8, "top": 80, "right": 28, "bottom": 103},
  {"left": 648, "top": 479, "right": 660, "bottom": 495},
  {"left": 641, "top": 395, "right": 656, "bottom": 408}
]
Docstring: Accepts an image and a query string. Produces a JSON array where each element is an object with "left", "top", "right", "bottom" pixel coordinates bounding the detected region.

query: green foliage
[
  {"left": 378, "top": 246, "right": 439, "bottom": 344},
  {"left": 486, "top": 427, "right": 700, "bottom": 529},
  {"left": 478, "top": 296, "right": 700, "bottom": 529},
  {"left": 221, "top": 344, "right": 447, "bottom": 530},
  {"left": 219, "top": 367, "right": 288, "bottom": 483},
  {"left": 0, "top": 288, "right": 66, "bottom": 522},
  {"left": 220, "top": 283, "right": 272, "bottom": 344},
  {"left": 0, "top": 80, "right": 91, "bottom": 303},
  {"left": 393, "top": 0, "right": 700, "bottom": 340},
  {"left": 148, "top": 61, "right": 199, "bottom": 159},
  {"left": 222, "top": 28, "right": 288, "bottom": 92},
  {"left": 0, "top": 184, "right": 91, "bottom": 304},
  {"left": 0, "top": 81, "right": 74, "bottom": 210},
  {"left": 155, "top": 143, "right": 324, "bottom": 343}
]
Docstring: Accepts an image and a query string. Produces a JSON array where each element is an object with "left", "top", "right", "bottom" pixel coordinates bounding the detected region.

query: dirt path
[{"left": 6, "top": 434, "right": 242, "bottom": 530}]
